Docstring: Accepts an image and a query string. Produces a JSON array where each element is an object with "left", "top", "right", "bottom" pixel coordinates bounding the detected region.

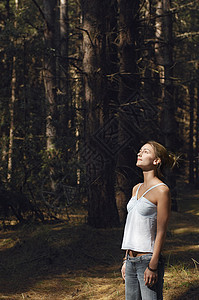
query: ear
[{"left": 153, "top": 158, "right": 161, "bottom": 165}]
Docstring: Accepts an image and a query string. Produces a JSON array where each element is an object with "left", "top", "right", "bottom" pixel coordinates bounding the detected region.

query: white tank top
[{"left": 121, "top": 183, "right": 166, "bottom": 252}]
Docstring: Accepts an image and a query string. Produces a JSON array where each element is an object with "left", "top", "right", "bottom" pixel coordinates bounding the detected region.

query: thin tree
[
  {"left": 196, "top": 82, "right": 199, "bottom": 186},
  {"left": 155, "top": 0, "right": 176, "bottom": 147},
  {"left": 189, "top": 82, "right": 194, "bottom": 184},
  {"left": 43, "top": 0, "right": 58, "bottom": 151},
  {"left": 57, "top": 0, "right": 69, "bottom": 149},
  {"left": 7, "top": 0, "right": 18, "bottom": 182}
]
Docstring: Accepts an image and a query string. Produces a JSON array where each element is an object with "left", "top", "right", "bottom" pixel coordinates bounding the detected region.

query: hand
[
  {"left": 144, "top": 267, "right": 158, "bottom": 287},
  {"left": 121, "top": 261, "right": 126, "bottom": 281}
]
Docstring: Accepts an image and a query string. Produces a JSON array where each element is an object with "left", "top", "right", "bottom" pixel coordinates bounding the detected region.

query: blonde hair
[{"left": 147, "top": 140, "right": 178, "bottom": 178}]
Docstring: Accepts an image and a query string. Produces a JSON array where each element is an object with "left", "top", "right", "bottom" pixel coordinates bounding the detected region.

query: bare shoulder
[
  {"left": 158, "top": 184, "right": 170, "bottom": 197},
  {"left": 156, "top": 183, "right": 171, "bottom": 206},
  {"left": 132, "top": 183, "right": 142, "bottom": 197}
]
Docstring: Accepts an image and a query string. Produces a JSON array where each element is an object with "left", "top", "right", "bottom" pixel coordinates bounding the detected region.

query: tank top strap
[
  {"left": 135, "top": 183, "right": 143, "bottom": 198},
  {"left": 142, "top": 183, "right": 166, "bottom": 198}
]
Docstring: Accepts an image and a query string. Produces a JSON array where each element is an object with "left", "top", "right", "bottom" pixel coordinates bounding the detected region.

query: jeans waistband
[
  {"left": 128, "top": 250, "right": 152, "bottom": 257},
  {"left": 127, "top": 253, "right": 153, "bottom": 262}
]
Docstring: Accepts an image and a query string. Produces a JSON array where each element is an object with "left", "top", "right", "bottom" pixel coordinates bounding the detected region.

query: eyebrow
[{"left": 140, "top": 147, "right": 151, "bottom": 152}]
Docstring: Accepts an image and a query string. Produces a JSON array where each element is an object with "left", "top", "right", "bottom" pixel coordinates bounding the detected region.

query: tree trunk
[
  {"left": 196, "top": 84, "right": 199, "bottom": 187},
  {"left": 7, "top": 56, "right": 16, "bottom": 182},
  {"left": 7, "top": 0, "right": 18, "bottom": 182},
  {"left": 57, "top": 0, "right": 69, "bottom": 148},
  {"left": 81, "top": 0, "right": 119, "bottom": 228},
  {"left": 161, "top": 0, "right": 176, "bottom": 148},
  {"left": 43, "top": 0, "right": 58, "bottom": 150},
  {"left": 155, "top": 0, "right": 178, "bottom": 210},
  {"left": 189, "top": 82, "right": 194, "bottom": 184},
  {"left": 143, "top": 1, "right": 157, "bottom": 106},
  {"left": 116, "top": 0, "right": 140, "bottom": 215},
  {"left": 156, "top": 0, "right": 176, "bottom": 146}
]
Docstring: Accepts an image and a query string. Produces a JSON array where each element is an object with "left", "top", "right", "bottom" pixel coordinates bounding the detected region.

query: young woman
[{"left": 121, "top": 141, "right": 177, "bottom": 300}]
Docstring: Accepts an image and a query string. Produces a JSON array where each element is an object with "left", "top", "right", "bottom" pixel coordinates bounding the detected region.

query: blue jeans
[{"left": 125, "top": 254, "right": 164, "bottom": 300}]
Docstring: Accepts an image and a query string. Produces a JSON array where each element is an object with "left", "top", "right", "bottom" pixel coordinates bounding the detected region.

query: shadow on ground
[
  {"left": 173, "top": 286, "right": 199, "bottom": 300},
  {"left": 0, "top": 211, "right": 198, "bottom": 298},
  {"left": 0, "top": 222, "right": 124, "bottom": 295}
]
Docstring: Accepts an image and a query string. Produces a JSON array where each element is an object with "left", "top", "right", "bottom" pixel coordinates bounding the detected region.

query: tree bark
[
  {"left": 81, "top": 0, "right": 119, "bottom": 228},
  {"left": 196, "top": 83, "right": 199, "bottom": 187},
  {"left": 57, "top": 0, "right": 69, "bottom": 148},
  {"left": 7, "top": 56, "right": 16, "bottom": 182},
  {"left": 155, "top": 0, "right": 178, "bottom": 210},
  {"left": 43, "top": 0, "right": 58, "bottom": 150},
  {"left": 7, "top": 0, "right": 18, "bottom": 182},
  {"left": 143, "top": 1, "right": 157, "bottom": 105},
  {"left": 156, "top": 0, "right": 176, "bottom": 145},
  {"left": 189, "top": 82, "right": 194, "bottom": 184},
  {"left": 162, "top": 0, "right": 176, "bottom": 148},
  {"left": 116, "top": 0, "right": 140, "bottom": 214}
]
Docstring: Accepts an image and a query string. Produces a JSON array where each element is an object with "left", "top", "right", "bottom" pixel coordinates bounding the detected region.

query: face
[{"left": 136, "top": 143, "right": 160, "bottom": 171}]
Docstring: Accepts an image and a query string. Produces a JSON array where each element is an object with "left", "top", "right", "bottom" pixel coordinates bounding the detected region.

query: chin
[{"left": 136, "top": 162, "right": 142, "bottom": 168}]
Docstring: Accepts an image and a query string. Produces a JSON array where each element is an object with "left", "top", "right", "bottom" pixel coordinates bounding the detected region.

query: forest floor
[{"left": 0, "top": 182, "right": 199, "bottom": 300}]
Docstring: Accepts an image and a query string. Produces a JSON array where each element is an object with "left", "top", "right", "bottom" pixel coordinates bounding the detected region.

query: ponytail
[
  {"left": 147, "top": 141, "right": 180, "bottom": 178},
  {"left": 168, "top": 152, "right": 179, "bottom": 169}
]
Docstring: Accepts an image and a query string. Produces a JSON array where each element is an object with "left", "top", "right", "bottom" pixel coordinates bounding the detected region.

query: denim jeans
[{"left": 125, "top": 254, "right": 164, "bottom": 300}]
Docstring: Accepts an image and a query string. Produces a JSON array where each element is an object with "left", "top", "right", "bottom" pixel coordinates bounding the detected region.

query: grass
[{"left": 0, "top": 184, "right": 198, "bottom": 299}]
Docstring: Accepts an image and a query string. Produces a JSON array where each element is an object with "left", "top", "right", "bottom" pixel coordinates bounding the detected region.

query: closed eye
[{"left": 138, "top": 149, "right": 150, "bottom": 155}]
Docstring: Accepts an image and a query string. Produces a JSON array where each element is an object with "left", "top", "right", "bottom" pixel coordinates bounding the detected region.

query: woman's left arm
[{"left": 144, "top": 187, "right": 171, "bottom": 286}]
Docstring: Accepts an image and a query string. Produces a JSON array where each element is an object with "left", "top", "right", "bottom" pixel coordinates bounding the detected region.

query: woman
[{"left": 121, "top": 141, "right": 177, "bottom": 300}]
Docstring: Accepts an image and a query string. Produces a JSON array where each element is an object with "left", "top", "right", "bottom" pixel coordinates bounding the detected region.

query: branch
[
  {"left": 176, "top": 31, "right": 199, "bottom": 40},
  {"left": 170, "top": 0, "right": 199, "bottom": 12},
  {"left": 31, "top": 0, "right": 46, "bottom": 22},
  {"left": 75, "top": 26, "right": 95, "bottom": 49},
  {"left": 139, "top": 0, "right": 199, "bottom": 24}
]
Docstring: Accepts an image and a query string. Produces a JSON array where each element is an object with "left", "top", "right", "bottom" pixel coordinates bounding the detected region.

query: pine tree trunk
[
  {"left": 7, "top": 0, "right": 18, "bottom": 182},
  {"left": 157, "top": 0, "right": 176, "bottom": 147},
  {"left": 81, "top": 0, "right": 119, "bottom": 228},
  {"left": 189, "top": 82, "right": 195, "bottom": 184},
  {"left": 143, "top": 1, "right": 157, "bottom": 105},
  {"left": 162, "top": 0, "right": 176, "bottom": 148},
  {"left": 155, "top": 0, "right": 178, "bottom": 210},
  {"left": 196, "top": 84, "right": 199, "bottom": 187},
  {"left": 116, "top": 0, "right": 140, "bottom": 213},
  {"left": 7, "top": 56, "right": 16, "bottom": 182},
  {"left": 57, "top": 0, "right": 69, "bottom": 148},
  {"left": 43, "top": 0, "right": 58, "bottom": 150}
]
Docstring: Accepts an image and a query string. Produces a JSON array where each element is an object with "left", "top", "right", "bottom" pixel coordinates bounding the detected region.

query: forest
[
  {"left": 0, "top": 0, "right": 199, "bottom": 299},
  {"left": 0, "top": 0, "right": 199, "bottom": 228}
]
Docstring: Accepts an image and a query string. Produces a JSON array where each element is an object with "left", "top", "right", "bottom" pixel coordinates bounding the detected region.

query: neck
[{"left": 142, "top": 170, "right": 158, "bottom": 186}]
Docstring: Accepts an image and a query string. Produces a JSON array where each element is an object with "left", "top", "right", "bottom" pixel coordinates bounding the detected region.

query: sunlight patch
[{"left": 173, "top": 226, "right": 199, "bottom": 234}]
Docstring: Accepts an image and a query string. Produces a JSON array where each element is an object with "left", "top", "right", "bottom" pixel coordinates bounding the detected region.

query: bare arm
[
  {"left": 144, "top": 187, "right": 171, "bottom": 286},
  {"left": 150, "top": 187, "right": 171, "bottom": 268}
]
